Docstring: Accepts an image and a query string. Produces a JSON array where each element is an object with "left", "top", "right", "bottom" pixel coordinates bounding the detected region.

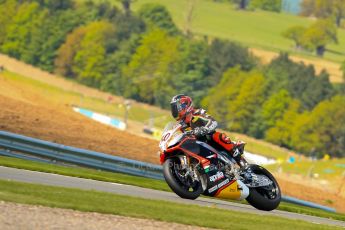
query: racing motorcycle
[{"left": 159, "top": 122, "right": 281, "bottom": 211}]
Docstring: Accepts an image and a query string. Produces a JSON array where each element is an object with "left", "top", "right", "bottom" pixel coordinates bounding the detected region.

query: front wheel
[
  {"left": 163, "top": 157, "right": 203, "bottom": 200},
  {"left": 245, "top": 164, "right": 281, "bottom": 211}
]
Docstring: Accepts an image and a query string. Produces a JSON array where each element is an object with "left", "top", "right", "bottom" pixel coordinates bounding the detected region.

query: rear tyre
[
  {"left": 163, "top": 157, "right": 202, "bottom": 200},
  {"left": 245, "top": 164, "right": 281, "bottom": 211}
]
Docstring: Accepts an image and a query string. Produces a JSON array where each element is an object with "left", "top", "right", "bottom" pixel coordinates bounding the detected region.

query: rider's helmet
[{"left": 170, "top": 94, "right": 194, "bottom": 123}]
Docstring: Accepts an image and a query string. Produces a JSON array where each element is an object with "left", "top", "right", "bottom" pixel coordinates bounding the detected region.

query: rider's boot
[{"left": 229, "top": 141, "right": 245, "bottom": 164}]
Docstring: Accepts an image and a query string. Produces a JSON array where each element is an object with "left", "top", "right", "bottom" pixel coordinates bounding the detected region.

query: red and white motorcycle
[{"left": 159, "top": 122, "right": 281, "bottom": 211}]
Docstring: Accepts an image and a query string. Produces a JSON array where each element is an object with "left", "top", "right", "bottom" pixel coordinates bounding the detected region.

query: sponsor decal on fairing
[
  {"left": 209, "top": 171, "right": 224, "bottom": 182},
  {"left": 207, "top": 178, "right": 230, "bottom": 193}
]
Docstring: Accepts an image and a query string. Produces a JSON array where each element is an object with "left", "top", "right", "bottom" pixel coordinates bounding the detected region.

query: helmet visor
[{"left": 170, "top": 102, "right": 179, "bottom": 119}]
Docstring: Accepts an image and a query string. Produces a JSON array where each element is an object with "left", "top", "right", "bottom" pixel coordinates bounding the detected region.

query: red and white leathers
[{"left": 180, "top": 108, "right": 241, "bottom": 157}]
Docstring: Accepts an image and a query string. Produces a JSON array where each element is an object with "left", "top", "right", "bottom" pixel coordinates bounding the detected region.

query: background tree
[
  {"left": 301, "top": 19, "right": 338, "bottom": 56},
  {"left": 72, "top": 21, "right": 116, "bottom": 87},
  {"left": 226, "top": 71, "right": 265, "bottom": 133},
  {"left": 254, "top": 89, "right": 292, "bottom": 137},
  {"left": 55, "top": 20, "right": 116, "bottom": 87},
  {"left": 138, "top": 3, "right": 179, "bottom": 35},
  {"left": 118, "top": 0, "right": 134, "bottom": 16},
  {"left": 54, "top": 26, "right": 87, "bottom": 77},
  {"left": 207, "top": 39, "right": 256, "bottom": 85},
  {"left": 230, "top": 0, "right": 249, "bottom": 10},
  {"left": 249, "top": 0, "right": 282, "bottom": 12},
  {"left": 32, "top": 0, "right": 74, "bottom": 11},
  {"left": 0, "top": 0, "right": 17, "bottom": 45},
  {"left": 291, "top": 96, "right": 345, "bottom": 158},
  {"left": 264, "top": 53, "right": 334, "bottom": 110},
  {"left": 22, "top": 4, "right": 102, "bottom": 71},
  {"left": 201, "top": 67, "right": 247, "bottom": 127},
  {"left": 301, "top": 0, "right": 345, "bottom": 27},
  {"left": 1, "top": 2, "right": 44, "bottom": 59},
  {"left": 265, "top": 100, "right": 301, "bottom": 147},
  {"left": 202, "top": 68, "right": 265, "bottom": 133},
  {"left": 174, "top": 39, "right": 210, "bottom": 106},
  {"left": 282, "top": 25, "right": 306, "bottom": 50},
  {"left": 122, "top": 29, "right": 181, "bottom": 106}
]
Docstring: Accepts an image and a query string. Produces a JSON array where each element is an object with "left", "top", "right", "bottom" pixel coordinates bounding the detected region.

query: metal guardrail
[
  {"left": 0, "top": 131, "right": 336, "bottom": 212},
  {"left": 0, "top": 131, "right": 163, "bottom": 180}
]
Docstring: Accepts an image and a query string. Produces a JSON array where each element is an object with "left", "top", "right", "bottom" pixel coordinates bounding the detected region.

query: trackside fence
[{"left": 0, "top": 131, "right": 163, "bottom": 180}]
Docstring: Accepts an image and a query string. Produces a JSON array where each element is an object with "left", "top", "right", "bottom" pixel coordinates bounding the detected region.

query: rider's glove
[{"left": 193, "top": 127, "right": 207, "bottom": 137}]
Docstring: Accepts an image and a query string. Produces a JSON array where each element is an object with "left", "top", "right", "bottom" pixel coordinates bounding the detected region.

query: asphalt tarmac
[{"left": 0, "top": 166, "right": 344, "bottom": 228}]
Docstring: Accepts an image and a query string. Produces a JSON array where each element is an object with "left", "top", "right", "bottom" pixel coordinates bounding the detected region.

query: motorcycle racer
[{"left": 170, "top": 94, "right": 244, "bottom": 162}]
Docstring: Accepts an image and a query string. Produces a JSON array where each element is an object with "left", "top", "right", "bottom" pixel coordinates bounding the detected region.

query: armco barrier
[
  {"left": 0, "top": 131, "right": 163, "bottom": 180},
  {"left": 0, "top": 131, "right": 336, "bottom": 212}
]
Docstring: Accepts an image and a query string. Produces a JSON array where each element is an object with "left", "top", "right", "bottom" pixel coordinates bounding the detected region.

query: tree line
[{"left": 0, "top": 0, "right": 344, "bottom": 158}]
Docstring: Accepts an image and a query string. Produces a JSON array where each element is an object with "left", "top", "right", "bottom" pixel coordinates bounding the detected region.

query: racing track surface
[{"left": 0, "top": 166, "right": 344, "bottom": 228}]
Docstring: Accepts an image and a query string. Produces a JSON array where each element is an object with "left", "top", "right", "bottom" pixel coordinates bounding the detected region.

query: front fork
[{"left": 178, "top": 155, "right": 208, "bottom": 191}]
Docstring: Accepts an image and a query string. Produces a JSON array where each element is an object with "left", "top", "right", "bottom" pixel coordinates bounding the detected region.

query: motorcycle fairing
[{"left": 203, "top": 178, "right": 249, "bottom": 200}]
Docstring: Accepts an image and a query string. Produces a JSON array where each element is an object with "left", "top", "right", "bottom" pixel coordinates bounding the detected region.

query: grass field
[
  {"left": 1, "top": 156, "right": 345, "bottom": 221},
  {"left": 131, "top": 0, "right": 345, "bottom": 64},
  {"left": 0, "top": 179, "right": 341, "bottom": 230}
]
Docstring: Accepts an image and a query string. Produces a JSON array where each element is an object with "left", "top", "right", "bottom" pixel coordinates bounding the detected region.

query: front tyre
[
  {"left": 163, "top": 157, "right": 202, "bottom": 200},
  {"left": 245, "top": 164, "right": 281, "bottom": 211}
]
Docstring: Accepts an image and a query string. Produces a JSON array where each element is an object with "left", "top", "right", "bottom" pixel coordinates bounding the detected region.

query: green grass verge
[
  {"left": 1, "top": 156, "right": 345, "bottom": 221},
  {"left": 0, "top": 156, "right": 170, "bottom": 192},
  {"left": 0, "top": 179, "right": 341, "bottom": 230}
]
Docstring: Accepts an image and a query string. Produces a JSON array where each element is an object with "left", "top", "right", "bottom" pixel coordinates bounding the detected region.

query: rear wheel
[
  {"left": 245, "top": 164, "right": 281, "bottom": 211},
  {"left": 163, "top": 157, "right": 203, "bottom": 200}
]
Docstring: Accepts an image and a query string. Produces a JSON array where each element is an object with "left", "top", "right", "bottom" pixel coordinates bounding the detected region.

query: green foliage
[
  {"left": 72, "top": 21, "right": 116, "bottom": 87},
  {"left": 292, "top": 96, "right": 345, "bottom": 158},
  {"left": 55, "top": 25, "right": 88, "bottom": 77},
  {"left": 1, "top": 2, "right": 43, "bottom": 59},
  {"left": 254, "top": 90, "right": 292, "bottom": 137},
  {"left": 100, "top": 34, "right": 142, "bottom": 95},
  {"left": 202, "top": 68, "right": 265, "bottom": 133},
  {"left": 0, "top": 0, "right": 17, "bottom": 45},
  {"left": 55, "top": 20, "right": 117, "bottom": 87},
  {"left": 265, "top": 100, "right": 301, "bottom": 147},
  {"left": 138, "top": 3, "right": 179, "bottom": 35},
  {"left": 283, "top": 19, "right": 338, "bottom": 56},
  {"left": 207, "top": 39, "right": 256, "bottom": 84},
  {"left": 301, "top": 19, "right": 338, "bottom": 56},
  {"left": 226, "top": 71, "right": 265, "bottom": 133},
  {"left": 202, "top": 67, "right": 245, "bottom": 127},
  {"left": 282, "top": 25, "right": 306, "bottom": 49},
  {"left": 122, "top": 29, "right": 181, "bottom": 106},
  {"left": 22, "top": 7, "right": 98, "bottom": 71},
  {"left": 266, "top": 95, "right": 345, "bottom": 158},
  {"left": 31, "top": 0, "right": 74, "bottom": 11},
  {"left": 112, "top": 13, "right": 145, "bottom": 41},
  {"left": 249, "top": 0, "right": 282, "bottom": 12},
  {"left": 301, "top": 0, "right": 345, "bottom": 27},
  {"left": 173, "top": 39, "right": 210, "bottom": 106},
  {"left": 264, "top": 53, "right": 334, "bottom": 110}
]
